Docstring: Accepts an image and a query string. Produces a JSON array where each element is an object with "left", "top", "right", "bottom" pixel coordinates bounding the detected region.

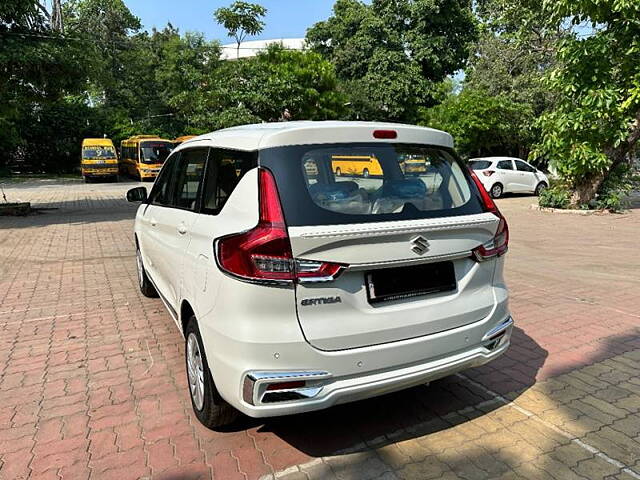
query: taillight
[
  {"left": 216, "top": 168, "right": 346, "bottom": 284},
  {"left": 469, "top": 170, "right": 509, "bottom": 261},
  {"left": 482, "top": 170, "right": 495, "bottom": 177}
]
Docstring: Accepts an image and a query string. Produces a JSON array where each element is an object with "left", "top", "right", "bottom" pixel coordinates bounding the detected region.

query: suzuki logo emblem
[{"left": 411, "top": 236, "right": 430, "bottom": 255}]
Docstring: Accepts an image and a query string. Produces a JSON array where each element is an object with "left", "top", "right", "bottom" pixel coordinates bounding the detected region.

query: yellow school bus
[
  {"left": 401, "top": 155, "right": 428, "bottom": 174},
  {"left": 173, "top": 135, "right": 197, "bottom": 147},
  {"left": 81, "top": 138, "right": 119, "bottom": 182},
  {"left": 332, "top": 155, "right": 383, "bottom": 178},
  {"left": 120, "top": 135, "right": 174, "bottom": 181}
]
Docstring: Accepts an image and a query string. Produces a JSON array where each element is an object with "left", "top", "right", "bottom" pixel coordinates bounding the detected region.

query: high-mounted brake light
[
  {"left": 373, "top": 130, "right": 397, "bottom": 139},
  {"left": 469, "top": 170, "right": 509, "bottom": 261},
  {"left": 216, "top": 168, "right": 346, "bottom": 284}
]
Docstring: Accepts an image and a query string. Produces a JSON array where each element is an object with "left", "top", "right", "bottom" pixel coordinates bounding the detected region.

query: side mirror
[{"left": 127, "top": 187, "right": 148, "bottom": 203}]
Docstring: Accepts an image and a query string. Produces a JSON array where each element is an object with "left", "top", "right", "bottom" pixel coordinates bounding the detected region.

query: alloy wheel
[{"left": 187, "top": 333, "right": 205, "bottom": 411}]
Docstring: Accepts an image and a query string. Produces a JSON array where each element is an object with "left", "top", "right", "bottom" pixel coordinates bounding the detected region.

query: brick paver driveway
[{"left": 1, "top": 178, "right": 639, "bottom": 480}]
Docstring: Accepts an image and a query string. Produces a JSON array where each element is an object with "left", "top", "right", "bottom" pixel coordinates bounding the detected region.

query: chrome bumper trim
[
  {"left": 482, "top": 316, "right": 514, "bottom": 342},
  {"left": 243, "top": 370, "right": 331, "bottom": 406}
]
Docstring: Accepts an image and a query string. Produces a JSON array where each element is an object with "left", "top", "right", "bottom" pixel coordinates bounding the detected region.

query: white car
[
  {"left": 469, "top": 157, "right": 549, "bottom": 198},
  {"left": 127, "top": 121, "right": 513, "bottom": 429}
]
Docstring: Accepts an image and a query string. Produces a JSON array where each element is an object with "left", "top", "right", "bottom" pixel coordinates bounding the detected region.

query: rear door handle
[
  {"left": 150, "top": 218, "right": 157, "bottom": 227},
  {"left": 177, "top": 223, "right": 187, "bottom": 235}
]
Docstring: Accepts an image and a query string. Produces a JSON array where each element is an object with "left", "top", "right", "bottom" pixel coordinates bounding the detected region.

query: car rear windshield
[
  {"left": 469, "top": 160, "right": 492, "bottom": 170},
  {"left": 260, "top": 143, "right": 485, "bottom": 227}
]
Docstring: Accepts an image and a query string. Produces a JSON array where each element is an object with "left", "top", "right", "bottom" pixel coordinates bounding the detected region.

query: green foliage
[
  {"left": 532, "top": 0, "right": 640, "bottom": 205},
  {"left": 538, "top": 184, "right": 571, "bottom": 209},
  {"left": 214, "top": 1, "right": 267, "bottom": 58},
  {"left": 1, "top": 0, "right": 347, "bottom": 173},
  {"left": 189, "top": 45, "right": 347, "bottom": 128},
  {"left": 455, "top": 0, "right": 565, "bottom": 161},
  {"left": 0, "top": 1, "right": 93, "bottom": 170},
  {"left": 422, "top": 88, "right": 533, "bottom": 158},
  {"left": 593, "top": 165, "right": 638, "bottom": 212},
  {"left": 307, "top": 0, "right": 477, "bottom": 123}
]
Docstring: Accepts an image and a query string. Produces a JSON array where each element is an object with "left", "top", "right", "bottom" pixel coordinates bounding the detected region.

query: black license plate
[{"left": 366, "top": 261, "right": 457, "bottom": 304}]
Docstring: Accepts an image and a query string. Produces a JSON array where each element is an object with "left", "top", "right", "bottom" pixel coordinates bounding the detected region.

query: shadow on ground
[
  {"left": 225, "top": 329, "right": 640, "bottom": 480},
  {"left": 245, "top": 327, "right": 547, "bottom": 458},
  {"left": 0, "top": 197, "right": 139, "bottom": 229}
]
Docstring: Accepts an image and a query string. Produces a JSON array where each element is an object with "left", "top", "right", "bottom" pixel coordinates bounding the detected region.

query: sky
[{"left": 125, "top": 0, "right": 338, "bottom": 44}]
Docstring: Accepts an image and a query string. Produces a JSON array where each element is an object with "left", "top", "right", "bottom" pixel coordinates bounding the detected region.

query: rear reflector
[
  {"left": 266, "top": 381, "right": 306, "bottom": 391},
  {"left": 373, "top": 130, "right": 397, "bottom": 139},
  {"left": 469, "top": 170, "right": 509, "bottom": 261}
]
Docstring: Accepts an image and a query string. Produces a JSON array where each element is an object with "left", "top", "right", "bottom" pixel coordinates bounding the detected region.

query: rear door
[
  {"left": 139, "top": 154, "right": 178, "bottom": 296},
  {"left": 262, "top": 143, "right": 500, "bottom": 351},
  {"left": 150, "top": 148, "right": 208, "bottom": 309}
]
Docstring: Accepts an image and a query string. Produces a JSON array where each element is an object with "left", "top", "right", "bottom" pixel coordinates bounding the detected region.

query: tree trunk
[
  {"left": 570, "top": 173, "right": 606, "bottom": 207},
  {"left": 570, "top": 113, "right": 640, "bottom": 207}
]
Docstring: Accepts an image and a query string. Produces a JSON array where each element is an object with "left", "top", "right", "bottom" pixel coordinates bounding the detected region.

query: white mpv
[
  {"left": 127, "top": 121, "right": 513, "bottom": 429},
  {"left": 469, "top": 157, "right": 549, "bottom": 198}
]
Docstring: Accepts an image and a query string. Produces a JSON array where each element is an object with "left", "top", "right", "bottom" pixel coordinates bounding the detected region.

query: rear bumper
[
  {"left": 204, "top": 311, "right": 513, "bottom": 418},
  {"left": 477, "top": 176, "right": 493, "bottom": 192},
  {"left": 140, "top": 171, "right": 159, "bottom": 179},
  {"left": 242, "top": 320, "right": 511, "bottom": 417},
  {"left": 83, "top": 169, "right": 118, "bottom": 176}
]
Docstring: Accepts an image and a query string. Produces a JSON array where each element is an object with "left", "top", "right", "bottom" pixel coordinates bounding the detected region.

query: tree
[
  {"left": 453, "top": 0, "right": 565, "bottom": 160},
  {"left": 307, "top": 0, "right": 477, "bottom": 123},
  {"left": 533, "top": 0, "right": 640, "bottom": 206},
  {"left": 64, "top": 0, "right": 142, "bottom": 107},
  {"left": 423, "top": 87, "right": 534, "bottom": 159},
  {"left": 0, "top": 0, "right": 89, "bottom": 171},
  {"left": 185, "top": 45, "right": 347, "bottom": 130},
  {"left": 214, "top": 1, "right": 267, "bottom": 60}
]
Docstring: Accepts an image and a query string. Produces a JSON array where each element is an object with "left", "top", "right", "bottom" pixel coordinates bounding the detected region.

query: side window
[
  {"left": 201, "top": 148, "right": 257, "bottom": 215},
  {"left": 497, "top": 160, "right": 513, "bottom": 170},
  {"left": 149, "top": 153, "right": 179, "bottom": 206},
  {"left": 515, "top": 160, "right": 535, "bottom": 172},
  {"left": 173, "top": 148, "right": 208, "bottom": 210}
]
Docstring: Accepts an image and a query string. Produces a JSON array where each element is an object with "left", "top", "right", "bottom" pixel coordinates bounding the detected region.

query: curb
[{"left": 530, "top": 204, "right": 600, "bottom": 215}]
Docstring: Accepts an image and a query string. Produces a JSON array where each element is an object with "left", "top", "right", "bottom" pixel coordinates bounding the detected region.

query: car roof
[
  {"left": 174, "top": 121, "right": 454, "bottom": 152},
  {"left": 470, "top": 157, "right": 525, "bottom": 162}
]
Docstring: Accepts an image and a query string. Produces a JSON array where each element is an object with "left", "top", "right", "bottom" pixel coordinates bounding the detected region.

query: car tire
[
  {"left": 335, "top": 167, "right": 341, "bottom": 176},
  {"left": 185, "top": 316, "right": 239, "bottom": 429},
  {"left": 136, "top": 247, "right": 158, "bottom": 298},
  {"left": 535, "top": 182, "right": 548, "bottom": 196},
  {"left": 363, "top": 168, "right": 370, "bottom": 178},
  {"left": 490, "top": 183, "right": 503, "bottom": 199}
]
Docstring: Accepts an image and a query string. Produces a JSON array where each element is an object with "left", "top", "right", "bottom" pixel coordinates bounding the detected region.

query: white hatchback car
[
  {"left": 127, "top": 121, "right": 513, "bottom": 429},
  {"left": 469, "top": 157, "right": 549, "bottom": 198}
]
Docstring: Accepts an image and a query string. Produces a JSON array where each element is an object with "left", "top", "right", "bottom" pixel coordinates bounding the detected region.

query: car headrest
[
  {"left": 381, "top": 179, "right": 427, "bottom": 198},
  {"left": 309, "top": 181, "right": 360, "bottom": 201}
]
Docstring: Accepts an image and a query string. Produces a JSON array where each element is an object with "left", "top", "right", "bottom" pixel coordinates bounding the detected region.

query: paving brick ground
[{"left": 0, "top": 178, "right": 639, "bottom": 480}]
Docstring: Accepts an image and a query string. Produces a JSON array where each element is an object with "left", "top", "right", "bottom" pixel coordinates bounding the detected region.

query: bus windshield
[
  {"left": 140, "top": 141, "right": 173, "bottom": 164},
  {"left": 83, "top": 146, "right": 116, "bottom": 159}
]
